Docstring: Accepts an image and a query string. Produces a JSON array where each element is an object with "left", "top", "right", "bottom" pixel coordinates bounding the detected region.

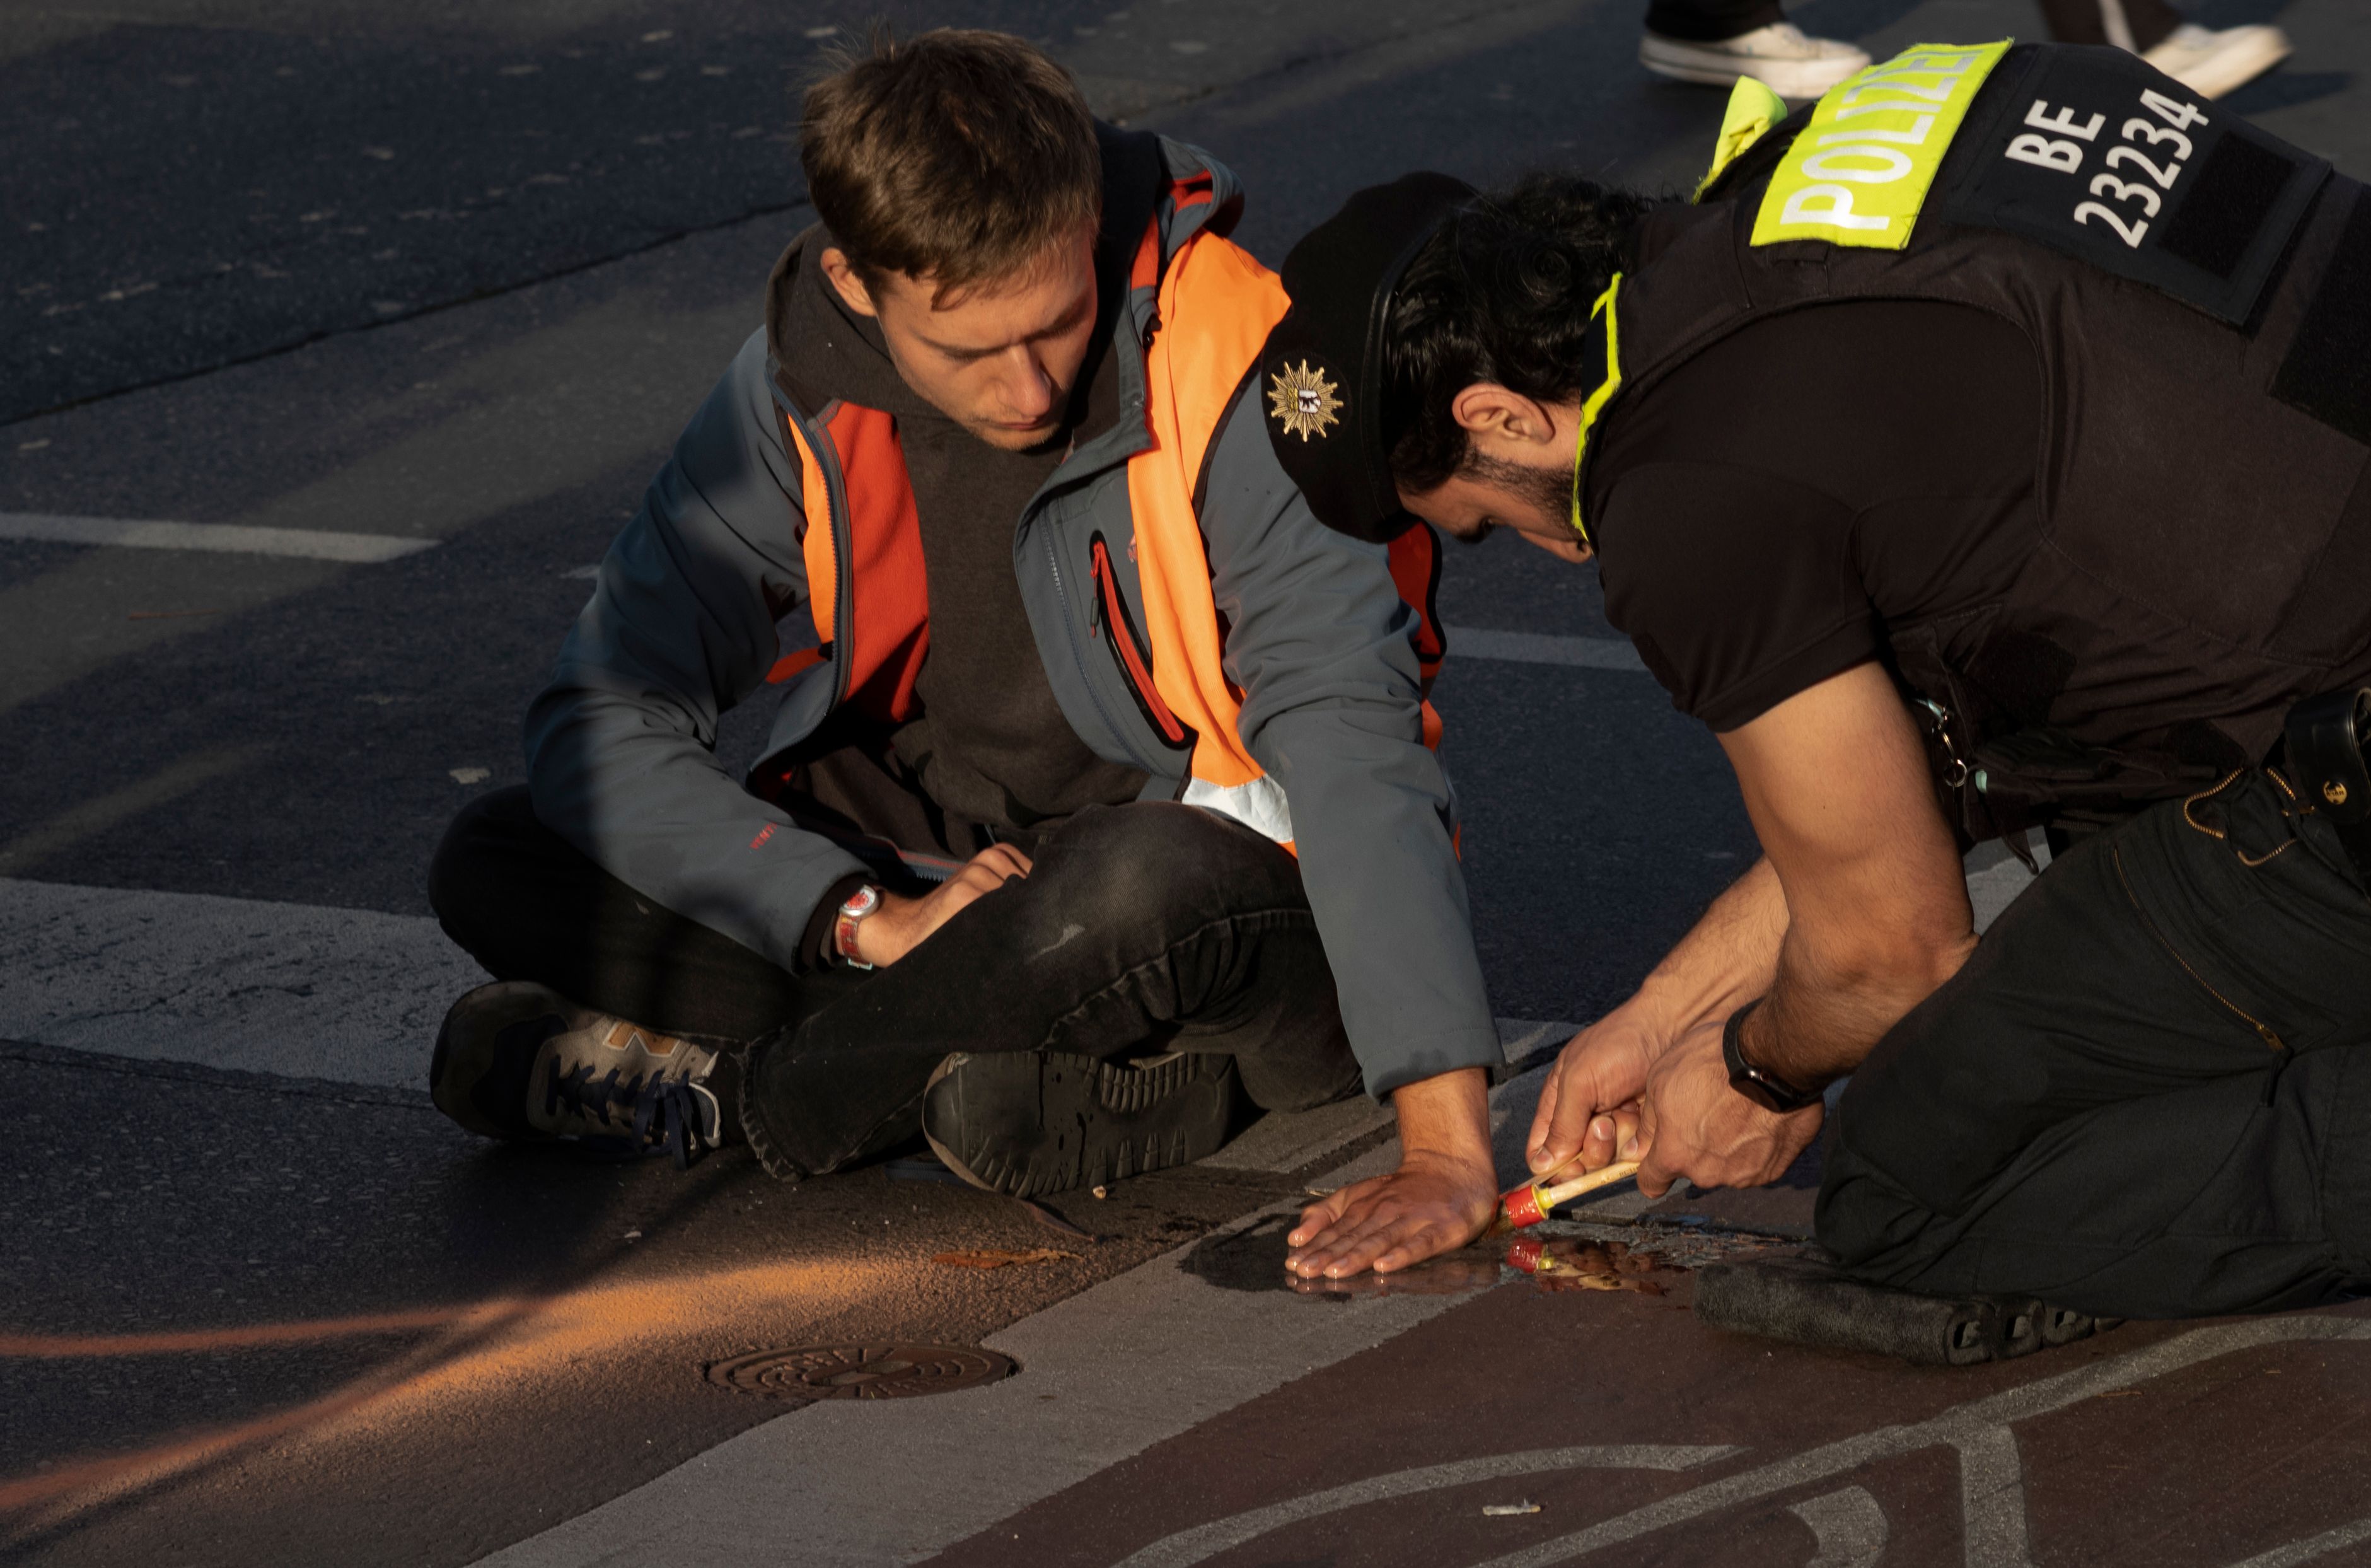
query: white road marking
[
  {"left": 1111, "top": 1444, "right": 1743, "bottom": 1568},
  {"left": 0, "top": 878, "right": 1555, "bottom": 1180},
  {"left": 1792, "top": 1487, "right": 1889, "bottom": 1568},
  {"left": 0, "top": 840, "right": 2045, "bottom": 1104},
  {"left": 473, "top": 1221, "right": 1476, "bottom": 1567},
  {"left": 1207, "top": 1018, "right": 1576, "bottom": 1174},
  {"left": 2225, "top": 1513, "right": 2371, "bottom": 1568},
  {"left": 1445, "top": 625, "right": 1649, "bottom": 672},
  {"left": 1466, "top": 1316, "right": 2371, "bottom": 1568},
  {"left": 469, "top": 1058, "right": 1565, "bottom": 1568},
  {"left": 472, "top": 1164, "right": 2371, "bottom": 1568},
  {"left": 5, "top": 859, "right": 2320, "bottom": 1568},
  {"left": 0, "top": 512, "right": 438, "bottom": 563},
  {"left": 1200, "top": 1091, "right": 1391, "bottom": 1171},
  {"left": 0, "top": 878, "right": 484, "bottom": 1089}
]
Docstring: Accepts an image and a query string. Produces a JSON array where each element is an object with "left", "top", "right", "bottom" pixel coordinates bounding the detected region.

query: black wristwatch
[{"left": 1722, "top": 998, "right": 1823, "bottom": 1113}]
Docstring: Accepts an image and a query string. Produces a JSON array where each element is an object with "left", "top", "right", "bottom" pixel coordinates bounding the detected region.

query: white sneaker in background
[
  {"left": 2140, "top": 23, "right": 2292, "bottom": 100},
  {"left": 1639, "top": 21, "right": 1871, "bottom": 98}
]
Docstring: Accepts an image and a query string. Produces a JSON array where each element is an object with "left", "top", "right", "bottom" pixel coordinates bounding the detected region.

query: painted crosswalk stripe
[
  {"left": 0, "top": 849, "right": 2043, "bottom": 1096},
  {"left": 1444, "top": 625, "right": 1649, "bottom": 671},
  {"left": 0, "top": 513, "right": 438, "bottom": 563},
  {"left": 0, "top": 878, "right": 485, "bottom": 1089}
]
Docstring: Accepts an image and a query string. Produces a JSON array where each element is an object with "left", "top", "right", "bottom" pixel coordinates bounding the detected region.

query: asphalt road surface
[{"left": 3, "top": 3, "right": 2364, "bottom": 1565}]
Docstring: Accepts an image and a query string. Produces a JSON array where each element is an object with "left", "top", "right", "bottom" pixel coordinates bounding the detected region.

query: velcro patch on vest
[
  {"left": 1933, "top": 45, "right": 2329, "bottom": 325},
  {"left": 2271, "top": 190, "right": 2371, "bottom": 446},
  {"left": 1751, "top": 40, "right": 2010, "bottom": 251}
]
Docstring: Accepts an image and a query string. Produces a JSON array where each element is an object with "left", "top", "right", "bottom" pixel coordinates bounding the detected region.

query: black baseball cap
[{"left": 1260, "top": 171, "right": 1476, "bottom": 543}]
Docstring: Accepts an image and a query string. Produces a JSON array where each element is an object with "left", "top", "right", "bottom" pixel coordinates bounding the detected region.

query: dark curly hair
[{"left": 1381, "top": 175, "right": 1662, "bottom": 495}]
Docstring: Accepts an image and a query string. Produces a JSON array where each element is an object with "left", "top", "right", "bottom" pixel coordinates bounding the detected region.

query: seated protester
[
  {"left": 426, "top": 28, "right": 1507, "bottom": 1272},
  {"left": 1285, "top": 42, "right": 2371, "bottom": 1318}
]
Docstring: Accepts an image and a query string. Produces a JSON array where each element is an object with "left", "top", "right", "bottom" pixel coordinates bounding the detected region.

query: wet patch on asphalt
[{"left": 1180, "top": 1213, "right": 1788, "bottom": 1301}]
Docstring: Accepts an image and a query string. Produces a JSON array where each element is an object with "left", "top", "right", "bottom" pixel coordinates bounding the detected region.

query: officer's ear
[{"left": 1450, "top": 383, "right": 1561, "bottom": 452}]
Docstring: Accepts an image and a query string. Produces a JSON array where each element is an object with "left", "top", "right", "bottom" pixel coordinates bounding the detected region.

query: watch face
[{"left": 843, "top": 885, "right": 881, "bottom": 917}]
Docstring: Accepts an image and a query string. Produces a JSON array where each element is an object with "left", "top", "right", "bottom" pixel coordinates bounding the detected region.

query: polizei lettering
[{"left": 1753, "top": 40, "right": 2011, "bottom": 251}]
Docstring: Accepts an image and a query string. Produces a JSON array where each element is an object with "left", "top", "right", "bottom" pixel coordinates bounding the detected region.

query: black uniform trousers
[
  {"left": 429, "top": 760, "right": 1363, "bottom": 1175},
  {"left": 1819, "top": 770, "right": 2371, "bottom": 1320},
  {"left": 1645, "top": 1, "right": 2179, "bottom": 50}
]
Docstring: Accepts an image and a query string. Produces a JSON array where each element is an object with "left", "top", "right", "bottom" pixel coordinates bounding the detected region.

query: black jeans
[
  {"left": 429, "top": 784, "right": 1362, "bottom": 1169},
  {"left": 735, "top": 799, "right": 1362, "bottom": 1176},
  {"left": 1819, "top": 771, "right": 2371, "bottom": 1320}
]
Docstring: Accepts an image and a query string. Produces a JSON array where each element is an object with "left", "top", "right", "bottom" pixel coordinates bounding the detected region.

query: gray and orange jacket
[{"left": 523, "top": 132, "right": 1500, "bottom": 1096}]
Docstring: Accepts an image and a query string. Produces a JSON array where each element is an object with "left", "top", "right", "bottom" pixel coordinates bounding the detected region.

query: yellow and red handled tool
[{"left": 1492, "top": 1159, "right": 1642, "bottom": 1232}]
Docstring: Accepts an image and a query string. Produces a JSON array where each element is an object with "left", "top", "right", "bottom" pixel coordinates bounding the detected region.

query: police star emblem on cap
[
  {"left": 1260, "top": 171, "right": 1474, "bottom": 542},
  {"left": 1267, "top": 360, "right": 1343, "bottom": 442}
]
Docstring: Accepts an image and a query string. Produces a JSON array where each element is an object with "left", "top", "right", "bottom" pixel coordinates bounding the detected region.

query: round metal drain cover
[{"left": 704, "top": 1343, "right": 1015, "bottom": 1402}]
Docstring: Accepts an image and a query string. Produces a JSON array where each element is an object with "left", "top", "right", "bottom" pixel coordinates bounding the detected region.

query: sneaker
[
  {"left": 2140, "top": 23, "right": 2290, "bottom": 101},
  {"left": 430, "top": 981, "right": 733, "bottom": 1166},
  {"left": 922, "top": 1049, "right": 1239, "bottom": 1198},
  {"left": 1640, "top": 21, "right": 1870, "bottom": 98}
]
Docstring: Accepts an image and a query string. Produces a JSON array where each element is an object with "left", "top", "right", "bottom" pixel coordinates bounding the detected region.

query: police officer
[{"left": 1276, "top": 42, "right": 2371, "bottom": 1321}]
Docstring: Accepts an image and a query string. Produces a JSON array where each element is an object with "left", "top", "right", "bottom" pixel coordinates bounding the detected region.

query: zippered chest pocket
[{"left": 1088, "top": 531, "right": 1194, "bottom": 755}]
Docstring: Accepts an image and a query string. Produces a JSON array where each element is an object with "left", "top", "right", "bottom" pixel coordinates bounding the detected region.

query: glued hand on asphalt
[
  {"left": 1283, "top": 1149, "right": 1498, "bottom": 1279},
  {"left": 856, "top": 844, "right": 1033, "bottom": 966}
]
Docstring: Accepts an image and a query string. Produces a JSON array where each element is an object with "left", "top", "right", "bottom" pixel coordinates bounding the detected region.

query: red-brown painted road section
[{"left": 924, "top": 1258, "right": 2371, "bottom": 1568}]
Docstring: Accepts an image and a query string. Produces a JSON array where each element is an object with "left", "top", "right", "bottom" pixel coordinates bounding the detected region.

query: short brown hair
[{"left": 801, "top": 29, "right": 1101, "bottom": 298}]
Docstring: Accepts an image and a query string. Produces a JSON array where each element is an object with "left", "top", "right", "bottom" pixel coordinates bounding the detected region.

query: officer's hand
[
  {"left": 1632, "top": 1017, "right": 1822, "bottom": 1197},
  {"left": 857, "top": 845, "right": 1033, "bottom": 966},
  {"left": 1526, "top": 1003, "right": 1662, "bottom": 1179},
  {"left": 1284, "top": 1147, "right": 1498, "bottom": 1278}
]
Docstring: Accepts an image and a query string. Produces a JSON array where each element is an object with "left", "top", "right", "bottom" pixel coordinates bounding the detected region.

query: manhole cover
[{"left": 703, "top": 1343, "right": 1015, "bottom": 1401}]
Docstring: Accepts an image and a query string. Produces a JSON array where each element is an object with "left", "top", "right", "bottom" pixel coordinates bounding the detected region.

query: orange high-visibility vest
[{"left": 772, "top": 188, "right": 1445, "bottom": 844}]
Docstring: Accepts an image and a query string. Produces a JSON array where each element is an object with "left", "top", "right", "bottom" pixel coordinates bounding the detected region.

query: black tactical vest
[{"left": 1582, "top": 43, "right": 2371, "bottom": 841}]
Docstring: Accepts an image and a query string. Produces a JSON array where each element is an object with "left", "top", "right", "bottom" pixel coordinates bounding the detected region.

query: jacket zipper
[
  {"left": 781, "top": 402, "right": 856, "bottom": 708},
  {"left": 2111, "top": 843, "right": 2287, "bottom": 1052},
  {"left": 1041, "top": 529, "right": 1162, "bottom": 773},
  {"left": 1089, "top": 533, "right": 1190, "bottom": 747}
]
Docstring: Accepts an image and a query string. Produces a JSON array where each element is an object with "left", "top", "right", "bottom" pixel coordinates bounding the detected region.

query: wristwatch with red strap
[{"left": 832, "top": 883, "right": 884, "bottom": 970}]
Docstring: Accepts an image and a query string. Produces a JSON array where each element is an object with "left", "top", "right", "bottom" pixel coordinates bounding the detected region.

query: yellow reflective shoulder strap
[
  {"left": 1567, "top": 274, "right": 1623, "bottom": 547},
  {"left": 1695, "top": 76, "right": 1792, "bottom": 200}
]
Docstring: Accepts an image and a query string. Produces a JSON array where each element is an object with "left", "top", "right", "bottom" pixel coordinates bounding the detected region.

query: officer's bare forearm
[
  {"left": 1748, "top": 914, "right": 1975, "bottom": 1086},
  {"left": 1623, "top": 857, "right": 1789, "bottom": 1036},
  {"left": 1712, "top": 663, "right": 1981, "bottom": 1092}
]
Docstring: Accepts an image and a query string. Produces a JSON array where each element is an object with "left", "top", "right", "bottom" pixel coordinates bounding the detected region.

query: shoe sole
[{"left": 922, "top": 1050, "right": 1238, "bottom": 1199}]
